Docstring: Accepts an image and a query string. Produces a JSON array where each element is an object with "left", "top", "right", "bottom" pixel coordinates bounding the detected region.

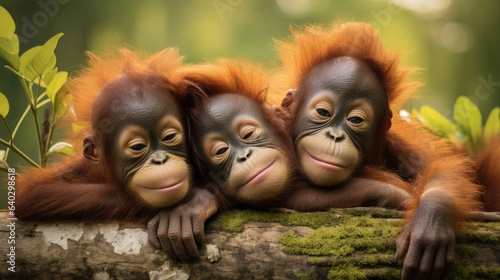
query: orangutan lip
[
  {"left": 305, "top": 150, "right": 345, "bottom": 169},
  {"left": 240, "top": 158, "right": 277, "bottom": 188},
  {"left": 140, "top": 178, "right": 185, "bottom": 191}
]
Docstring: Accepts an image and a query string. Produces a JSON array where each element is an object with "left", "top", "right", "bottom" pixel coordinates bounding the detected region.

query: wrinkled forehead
[
  {"left": 196, "top": 93, "right": 267, "bottom": 136},
  {"left": 299, "top": 56, "right": 387, "bottom": 106},
  {"left": 96, "top": 85, "right": 181, "bottom": 131}
]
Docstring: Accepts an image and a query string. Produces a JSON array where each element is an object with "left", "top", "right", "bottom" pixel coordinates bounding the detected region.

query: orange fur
[
  {"left": 67, "top": 48, "right": 184, "bottom": 141},
  {"left": 274, "top": 21, "right": 483, "bottom": 233},
  {"left": 475, "top": 135, "right": 500, "bottom": 211},
  {"left": 271, "top": 21, "right": 420, "bottom": 108},
  {"left": 181, "top": 58, "right": 295, "bottom": 160},
  {"left": 390, "top": 118, "right": 482, "bottom": 230},
  {"left": 16, "top": 48, "right": 186, "bottom": 222},
  {"left": 180, "top": 59, "right": 297, "bottom": 208},
  {"left": 179, "top": 59, "right": 269, "bottom": 104}
]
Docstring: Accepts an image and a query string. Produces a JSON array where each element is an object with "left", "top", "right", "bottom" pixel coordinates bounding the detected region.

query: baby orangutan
[
  {"left": 148, "top": 59, "right": 411, "bottom": 261},
  {"left": 274, "top": 22, "right": 482, "bottom": 280},
  {"left": 17, "top": 49, "right": 192, "bottom": 222}
]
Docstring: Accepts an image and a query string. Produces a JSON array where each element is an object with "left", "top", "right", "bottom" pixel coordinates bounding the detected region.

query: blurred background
[{"left": 1, "top": 0, "right": 499, "bottom": 207}]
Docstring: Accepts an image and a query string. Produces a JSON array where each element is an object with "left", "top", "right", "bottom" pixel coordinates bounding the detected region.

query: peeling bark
[{"left": 1, "top": 210, "right": 499, "bottom": 279}]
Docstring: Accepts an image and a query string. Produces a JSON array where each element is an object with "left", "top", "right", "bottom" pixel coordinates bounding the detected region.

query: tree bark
[{"left": 1, "top": 210, "right": 499, "bottom": 280}]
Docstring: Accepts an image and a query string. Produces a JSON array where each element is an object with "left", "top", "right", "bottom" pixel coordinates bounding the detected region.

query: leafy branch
[
  {"left": 0, "top": 5, "right": 75, "bottom": 170},
  {"left": 413, "top": 96, "right": 500, "bottom": 154}
]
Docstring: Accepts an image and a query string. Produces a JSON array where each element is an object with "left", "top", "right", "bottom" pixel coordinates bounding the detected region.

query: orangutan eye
[
  {"left": 216, "top": 147, "right": 228, "bottom": 155},
  {"left": 347, "top": 117, "right": 363, "bottom": 124},
  {"left": 162, "top": 133, "right": 176, "bottom": 142},
  {"left": 130, "top": 144, "right": 147, "bottom": 151},
  {"left": 243, "top": 131, "right": 254, "bottom": 139},
  {"left": 160, "top": 128, "right": 182, "bottom": 146},
  {"left": 239, "top": 124, "right": 260, "bottom": 141},
  {"left": 316, "top": 109, "right": 331, "bottom": 117}
]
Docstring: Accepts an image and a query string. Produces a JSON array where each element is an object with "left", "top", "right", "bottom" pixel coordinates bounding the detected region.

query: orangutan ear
[
  {"left": 83, "top": 135, "right": 101, "bottom": 164},
  {"left": 281, "top": 89, "right": 297, "bottom": 111}
]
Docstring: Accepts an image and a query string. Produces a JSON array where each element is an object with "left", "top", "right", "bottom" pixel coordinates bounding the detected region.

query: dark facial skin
[
  {"left": 293, "top": 56, "right": 390, "bottom": 186},
  {"left": 192, "top": 93, "right": 291, "bottom": 203},
  {"left": 84, "top": 76, "right": 190, "bottom": 207},
  {"left": 291, "top": 56, "right": 458, "bottom": 280}
]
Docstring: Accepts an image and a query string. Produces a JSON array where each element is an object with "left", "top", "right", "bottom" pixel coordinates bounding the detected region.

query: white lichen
[
  {"left": 98, "top": 224, "right": 147, "bottom": 255},
  {"left": 149, "top": 261, "right": 189, "bottom": 280},
  {"left": 37, "top": 222, "right": 85, "bottom": 250},
  {"left": 93, "top": 270, "right": 110, "bottom": 280},
  {"left": 206, "top": 244, "right": 221, "bottom": 263}
]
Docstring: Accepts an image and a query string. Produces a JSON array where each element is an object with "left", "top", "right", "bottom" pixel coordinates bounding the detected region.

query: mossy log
[{"left": 1, "top": 209, "right": 499, "bottom": 280}]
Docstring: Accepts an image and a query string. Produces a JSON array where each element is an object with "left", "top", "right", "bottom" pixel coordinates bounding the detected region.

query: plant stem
[
  {"left": 43, "top": 123, "right": 56, "bottom": 165},
  {"left": 4, "top": 96, "right": 49, "bottom": 161},
  {"left": 3, "top": 118, "right": 13, "bottom": 143},
  {"left": 35, "top": 82, "right": 41, "bottom": 104},
  {"left": 19, "top": 78, "right": 43, "bottom": 163},
  {"left": 5, "top": 105, "right": 29, "bottom": 160},
  {"left": 37, "top": 98, "right": 51, "bottom": 108},
  {"left": 31, "top": 105, "right": 43, "bottom": 164},
  {"left": 42, "top": 109, "right": 55, "bottom": 166},
  {"left": 0, "top": 138, "right": 41, "bottom": 168},
  {"left": 5, "top": 66, "right": 28, "bottom": 82},
  {"left": 19, "top": 77, "right": 34, "bottom": 106}
]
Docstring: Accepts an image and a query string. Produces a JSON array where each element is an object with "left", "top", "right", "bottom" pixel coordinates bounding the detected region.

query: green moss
[
  {"left": 295, "top": 272, "right": 314, "bottom": 280},
  {"left": 218, "top": 210, "right": 346, "bottom": 232},
  {"left": 467, "top": 221, "right": 500, "bottom": 232},
  {"left": 456, "top": 244, "right": 477, "bottom": 259},
  {"left": 218, "top": 209, "right": 500, "bottom": 279},
  {"left": 328, "top": 264, "right": 367, "bottom": 280},
  {"left": 217, "top": 209, "right": 404, "bottom": 233},
  {"left": 450, "top": 265, "right": 500, "bottom": 280},
  {"left": 308, "top": 254, "right": 399, "bottom": 267},
  {"left": 462, "top": 229, "right": 500, "bottom": 244}
]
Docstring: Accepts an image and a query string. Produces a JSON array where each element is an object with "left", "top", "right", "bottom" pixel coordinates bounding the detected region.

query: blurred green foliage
[
  {"left": 1, "top": 0, "right": 500, "bottom": 207},
  {"left": 418, "top": 96, "right": 499, "bottom": 154},
  {"left": 0, "top": 5, "right": 73, "bottom": 172}
]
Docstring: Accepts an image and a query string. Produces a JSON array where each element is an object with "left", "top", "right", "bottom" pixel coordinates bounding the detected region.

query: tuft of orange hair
[
  {"left": 272, "top": 21, "right": 420, "bottom": 108},
  {"left": 179, "top": 58, "right": 270, "bottom": 104},
  {"left": 475, "top": 135, "right": 500, "bottom": 212},
  {"left": 66, "top": 48, "right": 184, "bottom": 141}
]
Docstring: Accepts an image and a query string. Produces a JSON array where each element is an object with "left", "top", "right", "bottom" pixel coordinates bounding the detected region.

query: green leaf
[
  {"left": 0, "top": 91, "right": 9, "bottom": 117},
  {"left": 0, "top": 34, "right": 20, "bottom": 69},
  {"left": 484, "top": 107, "right": 500, "bottom": 141},
  {"left": 0, "top": 33, "right": 18, "bottom": 54},
  {"left": 0, "top": 6, "right": 16, "bottom": 37},
  {"left": 48, "top": 142, "right": 76, "bottom": 156},
  {"left": 454, "top": 96, "right": 482, "bottom": 152},
  {"left": 420, "top": 106, "right": 456, "bottom": 139},
  {"left": 20, "top": 46, "right": 42, "bottom": 78},
  {"left": 20, "top": 46, "right": 56, "bottom": 86},
  {"left": 42, "top": 67, "right": 58, "bottom": 86},
  {"left": 20, "top": 33, "right": 63, "bottom": 84},
  {"left": 54, "top": 87, "right": 72, "bottom": 120},
  {"left": 46, "top": 71, "right": 68, "bottom": 102}
]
